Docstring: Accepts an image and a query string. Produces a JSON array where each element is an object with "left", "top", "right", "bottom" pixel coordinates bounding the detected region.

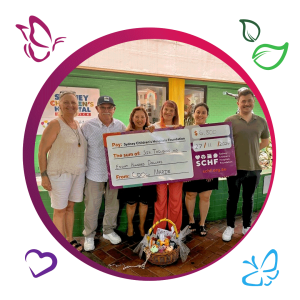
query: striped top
[{"left": 81, "top": 117, "right": 126, "bottom": 182}]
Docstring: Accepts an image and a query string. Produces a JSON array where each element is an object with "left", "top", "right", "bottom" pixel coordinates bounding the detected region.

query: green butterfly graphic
[
  {"left": 239, "top": 19, "right": 261, "bottom": 43},
  {"left": 251, "top": 42, "right": 289, "bottom": 71}
]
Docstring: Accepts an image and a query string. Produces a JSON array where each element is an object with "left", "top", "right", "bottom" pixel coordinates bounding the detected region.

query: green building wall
[
  {"left": 39, "top": 170, "right": 270, "bottom": 237},
  {"left": 34, "top": 68, "right": 266, "bottom": 172},
  {"left": 36, "top": 68, "right": 270, "bottom": 236}
]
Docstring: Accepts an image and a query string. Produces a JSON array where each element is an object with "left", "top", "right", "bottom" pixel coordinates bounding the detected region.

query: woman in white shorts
[{"left": 38, "top": 91, "right": 87, "bottom": 252}]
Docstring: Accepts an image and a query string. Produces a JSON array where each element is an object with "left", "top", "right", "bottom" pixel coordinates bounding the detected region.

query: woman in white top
[
  {"left": 38, "top": 91, "right": 87, "bottom": 252},
  {"left": 151, "top": 100, "right": 183, "bottom": 233}
]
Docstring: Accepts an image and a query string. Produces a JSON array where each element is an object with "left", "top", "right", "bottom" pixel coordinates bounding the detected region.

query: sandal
[
  {"left": 199, "top": 226, "right": 207, "bottom": 237},
  {"left": 70, "top": 240, "right": 83, "bottom": 252},
  {"left": 126, "top": 231, "right": 136, "bottom": 242},
  {"left": 188, "top": 223, "right": 197, "bottom": 232}
]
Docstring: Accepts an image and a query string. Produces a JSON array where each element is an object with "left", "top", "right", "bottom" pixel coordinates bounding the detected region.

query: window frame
[
  {"left": 184, "top": 84, "right": 207, "bottom": 104},
  {"left": 136, "top": 80, "right": 169, "bottom": 124},
  {"left": 184, "top": 84, "right": 207, "bottom": 126}
]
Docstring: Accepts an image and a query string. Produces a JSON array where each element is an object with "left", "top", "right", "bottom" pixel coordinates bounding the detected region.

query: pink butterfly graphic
[{"left": 16, "top": 16, "right": 66, "bottom": 62}]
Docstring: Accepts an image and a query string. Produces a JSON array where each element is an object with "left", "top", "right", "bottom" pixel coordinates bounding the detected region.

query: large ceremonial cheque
[{"left": 104, "top": 122, "right": 237, "bottom": 189}]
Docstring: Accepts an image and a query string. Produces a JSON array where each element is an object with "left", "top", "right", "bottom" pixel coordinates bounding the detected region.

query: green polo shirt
[{"left": 225, "top": 114, "right": 269, "bottom": 171}]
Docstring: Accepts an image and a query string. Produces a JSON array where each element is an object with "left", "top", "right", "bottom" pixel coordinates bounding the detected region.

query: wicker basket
[{"left": 145, "top": 218, "right": 180, "bottom": 266}]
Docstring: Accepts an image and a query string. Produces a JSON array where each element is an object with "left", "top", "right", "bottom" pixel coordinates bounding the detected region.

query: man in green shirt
[{"left": 222, "top": 89, "right": 269, "bottom": 242}]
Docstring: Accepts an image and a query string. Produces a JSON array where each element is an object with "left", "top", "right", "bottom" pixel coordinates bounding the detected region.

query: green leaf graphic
[
  {"left": 239, "top": 19, "right": 261, "bottom": 42},
  {"left": 252, "top": 43, "right": 289, "bottom": 70}
]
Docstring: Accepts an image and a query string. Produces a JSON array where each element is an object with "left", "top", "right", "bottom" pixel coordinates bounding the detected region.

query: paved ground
[{"left": 75, "top": 211, "right": 259, "bottom": 278}]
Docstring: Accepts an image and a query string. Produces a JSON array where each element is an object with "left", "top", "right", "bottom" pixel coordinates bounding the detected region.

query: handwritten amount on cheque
[
  {"left": 112, "top": 148, "right": 187, "bottom": 180},
  {"left": 113, "top": 148, "right": 181, "bottom": 158},
  {"left": 116, "top": 159, "right": 167, "bottom": 170}
]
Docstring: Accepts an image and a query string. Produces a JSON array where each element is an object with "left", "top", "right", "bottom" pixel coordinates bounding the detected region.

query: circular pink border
[{"left": 23, "top": 28, "right": 276, "bottom": 281}]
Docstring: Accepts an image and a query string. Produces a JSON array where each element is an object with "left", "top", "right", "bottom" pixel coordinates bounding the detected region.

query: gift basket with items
[{"left": 133, "top": 218, "right": 192, "bottom": 267}]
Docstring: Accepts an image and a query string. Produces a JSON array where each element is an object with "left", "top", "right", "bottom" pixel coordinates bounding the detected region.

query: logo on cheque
[{"left": 195, "top": 153, "right": 218, "bottom": 166}]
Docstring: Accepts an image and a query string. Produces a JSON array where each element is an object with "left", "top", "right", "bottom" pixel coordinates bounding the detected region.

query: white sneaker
[
  {"left": 242, "top": 227, "right": 251, "bottom": 235},
  {"left": 84, "top": 237, "right": 95, "bottom": 251},
  {"left": 222, "top": 226, "right": 234, "bottom": 242},
  {"left": 103, "top": 231, "right": 121, "bottom": 244}
]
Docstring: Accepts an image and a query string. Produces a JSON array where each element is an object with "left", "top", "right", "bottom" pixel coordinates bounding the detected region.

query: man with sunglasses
[{"left": 81, "top": 96, "right": 126, "bottom": 251}]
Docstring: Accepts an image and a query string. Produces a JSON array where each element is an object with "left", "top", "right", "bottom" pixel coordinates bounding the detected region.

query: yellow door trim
[{"left": 168, "top": 78, "right": 185, "bottom": 125}]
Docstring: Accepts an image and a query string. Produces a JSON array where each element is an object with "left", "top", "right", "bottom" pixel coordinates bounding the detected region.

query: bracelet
[{"left": 41, "top": 170, "right": 48, "bottom": 177}]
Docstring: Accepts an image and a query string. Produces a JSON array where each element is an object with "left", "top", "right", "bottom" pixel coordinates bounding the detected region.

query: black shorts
[
  {"left": 183, "top": 178, "right": 218, "bottom": 193},
  {"left": 118, "top": 185, "right": 157, "bottom": 205}
]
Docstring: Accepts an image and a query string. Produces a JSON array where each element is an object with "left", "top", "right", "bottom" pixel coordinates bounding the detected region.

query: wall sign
[{"left": 37, "top": 86, "right": 100, "bottom": 134}]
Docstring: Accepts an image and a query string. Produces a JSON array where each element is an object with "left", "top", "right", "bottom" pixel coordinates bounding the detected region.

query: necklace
[{"left": 61, "top": 116, "right": 81, "bottom": 147}]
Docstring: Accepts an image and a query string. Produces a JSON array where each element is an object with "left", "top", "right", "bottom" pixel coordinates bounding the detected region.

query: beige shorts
[{"left": 48, "top": 172, "right": 85, "bottom": 209}]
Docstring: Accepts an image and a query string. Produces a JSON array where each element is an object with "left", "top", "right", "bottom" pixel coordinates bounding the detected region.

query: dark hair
[
  {"left": 194, "top": 102, "right": 209, "bottom": 115},
  {"left": 237, "top": 88, "right": 254, "bottom": 100},
  {"left": 127, "top": 107, "right": 150, "bottom": 131}
]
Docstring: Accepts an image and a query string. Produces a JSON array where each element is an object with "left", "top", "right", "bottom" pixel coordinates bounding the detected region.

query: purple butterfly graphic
[{"left": 16, "top": 16, "right": 66, "bottom": 62}]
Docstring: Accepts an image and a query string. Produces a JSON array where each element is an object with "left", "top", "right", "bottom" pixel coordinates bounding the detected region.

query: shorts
[
  {"left": 48, "top": 172, "right": 85, "bottom": 209},
  {"left": 118, "top": 185, "right": 157, "bottom": 205},
  {"left": 183, "top": 178, "right": 218, "bottom": 193}
]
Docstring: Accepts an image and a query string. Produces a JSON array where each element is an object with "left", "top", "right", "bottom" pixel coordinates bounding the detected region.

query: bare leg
[
  {"left": 53, "top": 208, "right": 67, "bottom": 237},
  {"left": 138, "top": 203, "right": 148, "bottom": 236},
  {"left": 126, "top": 203, "right": 137, "bottom": 236},
  {"left": 185, "top": 192, "right": 197, "bottom": 224},
  {"left": 65, "top": 201, "right": 75, "bottom": 242},
  {"left": 199, "top": 190, "right": 212, "bottom": 235},
  {"left": 64, "top": 201, "right": 82, "bottom": 251}
]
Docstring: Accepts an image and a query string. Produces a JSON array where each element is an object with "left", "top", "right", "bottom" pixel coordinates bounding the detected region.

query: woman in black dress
[
  {"left": 118, "top": 107, "right": 157, "bottom": 238},
  {"left": 183, "top": 103, "right": 218, "bottom": 236}
]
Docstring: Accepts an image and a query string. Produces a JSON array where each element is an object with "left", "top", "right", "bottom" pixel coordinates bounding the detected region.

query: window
[
  {"left": 136, "top": 80, "right": 168, "bottom": 124},
  {"left": 184, "top": 85, "right": 207, "bottom": 126}
]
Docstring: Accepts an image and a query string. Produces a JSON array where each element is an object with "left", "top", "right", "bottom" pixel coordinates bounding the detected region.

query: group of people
[{"left": 38, "top": 88, "right": 269, "bottom": 252}]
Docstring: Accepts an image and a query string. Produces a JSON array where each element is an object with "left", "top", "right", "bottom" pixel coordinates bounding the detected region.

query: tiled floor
[{"left": 76, "top": 211, "right": 259, "bottom": 278}]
